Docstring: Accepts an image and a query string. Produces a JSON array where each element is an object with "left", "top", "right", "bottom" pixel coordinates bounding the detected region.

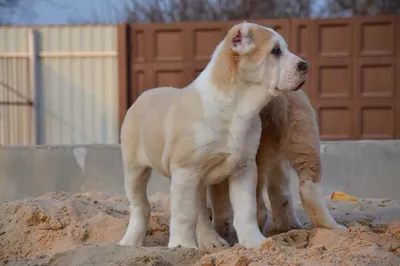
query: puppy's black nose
[{"left": 297, "top": 61, "right": 308, "bottom": 72}]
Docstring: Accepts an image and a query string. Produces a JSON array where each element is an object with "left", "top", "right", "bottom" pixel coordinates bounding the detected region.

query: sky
[
  {"left": 9, "top": 0, "right": 327, "bottom": 25},
  {"left": 10, "top": 0, "right": 124, "bottom": 25}
]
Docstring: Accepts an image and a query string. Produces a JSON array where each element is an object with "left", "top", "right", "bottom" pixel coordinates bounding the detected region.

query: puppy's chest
[
  {"left": 195, "top": 118, "right": 250, "bottom": 152},
  {"left": 194, "top": 115, "right": 261, "bottom": 166}
]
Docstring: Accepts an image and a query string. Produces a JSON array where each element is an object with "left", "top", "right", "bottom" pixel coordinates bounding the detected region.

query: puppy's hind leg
[
  {"left": 118, "top": 166, "right": 152, "bottom": 247},
  {"left": 256, "top": 167, "right": 268, "bottom": 234},
  {"left": 255, "top": 139, "right": 277, "bottom": 235},
  {"left": 196, "top": 186, "right": 229, "bottom": 250},
  {"left": 266, "top": 158, "right": 302, "bottom": 234},
  {"left": 283, "top": 138, "right": 346, "bottom": 230},
  {"left": 208, "top": 179, "right": 231, "bottom": 237}
]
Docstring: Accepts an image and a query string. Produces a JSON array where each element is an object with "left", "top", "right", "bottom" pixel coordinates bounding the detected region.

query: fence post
[
  {"left": 117, "top": 23, "right": 130, "bottom": 138},
  {"left": 28, "top": 29, "right": 40, "bottom": 145}
]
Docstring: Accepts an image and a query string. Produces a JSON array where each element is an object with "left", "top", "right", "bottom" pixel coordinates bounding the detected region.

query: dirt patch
[{"left": 1, "top": 192, "right": 400, "bottom": 266}]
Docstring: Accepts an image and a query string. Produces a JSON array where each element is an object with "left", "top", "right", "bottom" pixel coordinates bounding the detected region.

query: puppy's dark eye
[{"left": 271, "top": 46, "right": 281, "bottom": 56}]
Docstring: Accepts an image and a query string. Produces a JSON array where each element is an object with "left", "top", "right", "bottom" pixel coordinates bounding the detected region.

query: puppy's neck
[{"left": 194, "top": 41, "right": 273, "bottom": 121}]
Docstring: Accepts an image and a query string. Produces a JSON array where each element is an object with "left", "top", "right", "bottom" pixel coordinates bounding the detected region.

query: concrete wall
[{"left": 1, "top": 140, "right": 399, "bottom": 202}]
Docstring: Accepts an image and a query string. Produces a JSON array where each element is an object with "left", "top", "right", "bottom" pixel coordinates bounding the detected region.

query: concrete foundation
[{"left": 1, "top": 140, "right": 399, "bottom": 202}]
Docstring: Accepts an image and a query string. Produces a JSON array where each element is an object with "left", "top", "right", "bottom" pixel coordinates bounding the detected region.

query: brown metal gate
[{"left": 118, "top": 15, "right": 400, "bottom": 140}]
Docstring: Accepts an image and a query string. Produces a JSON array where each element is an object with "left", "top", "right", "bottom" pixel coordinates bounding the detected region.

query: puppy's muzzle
[
  {"left": 293, "top": 80, "right": 305, "bottom": 91},
  {"left": 292, "top": 60, "right": 308, "bottom": 91},
  {"left": 297, "top": 61, "right": 309, "bottom": 73}
]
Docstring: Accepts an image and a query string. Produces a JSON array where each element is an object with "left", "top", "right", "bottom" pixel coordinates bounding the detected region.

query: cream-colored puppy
[{"left": 118, "top": 22, "right": 308, "bottom": 249}]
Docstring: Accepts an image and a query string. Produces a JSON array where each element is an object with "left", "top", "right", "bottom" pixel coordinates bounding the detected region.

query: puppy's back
[
  {"left": 120, "top": 87, "right": 182, "bottom": 163},
  {"left": 260, "top": 90, "right": 314, "bottom": 144},
  {"left": 123, "top": 87, "right": 182, "bottom": 127}
]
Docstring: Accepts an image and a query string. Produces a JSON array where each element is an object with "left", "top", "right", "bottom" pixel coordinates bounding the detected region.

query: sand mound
[
  {"left": 1, "top": 192, "right": 400, "bottom": 266},
  {"left": 0, "top": 191, "right": 171, "bottom": 263},
  {"left": 197, "top": 228, "right": 400, "bottom": 266}
]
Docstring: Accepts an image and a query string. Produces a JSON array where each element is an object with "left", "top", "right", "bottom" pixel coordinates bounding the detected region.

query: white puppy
[{"left": 118, "top": 22, "right": 308, "bottom": 249}]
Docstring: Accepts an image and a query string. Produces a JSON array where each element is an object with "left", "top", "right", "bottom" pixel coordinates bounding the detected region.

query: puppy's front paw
[
  {"left": 316, "top": 219, "right": 347, "bottom": 230},
  {"left": 197, "top": 228, "right": 230, "bottom": 250},
  {"left": 239, "top": 230, "right": 266, "bottom": 249},
  {"left": 168, "top": 235, "right": 198, "bottom": 249},
  {"left": 117, "top": 240, "right": 129, "bottom": 246},
  {"left": 118, "top": 238, "right": 139, "bottom": 247},
  {"left": 269, "top": 213, "right": 303, "bottom": 234},
  {"left": 118, "top": 231, "right": 144, "bottom": 247},
  {"left": 331, "top": 223, "right": 347, "bottom": 230}
]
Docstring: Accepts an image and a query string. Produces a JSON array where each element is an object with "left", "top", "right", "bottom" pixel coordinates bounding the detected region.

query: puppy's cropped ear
[{"left": 231, "top": 23, "right": 255, "bottom": 55}]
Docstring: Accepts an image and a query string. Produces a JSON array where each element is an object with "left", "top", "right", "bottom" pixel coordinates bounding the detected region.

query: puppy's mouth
[
  {"left": 274, "top": 80, "right": 306, "bottom": 92},
  {"left": 293, "top": 81, "right": 305, "bottom": 91}
]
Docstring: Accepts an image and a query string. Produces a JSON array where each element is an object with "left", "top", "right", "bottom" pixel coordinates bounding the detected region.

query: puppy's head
[{"left": 221, "top": 22, "right": 308, "bottom": 92}]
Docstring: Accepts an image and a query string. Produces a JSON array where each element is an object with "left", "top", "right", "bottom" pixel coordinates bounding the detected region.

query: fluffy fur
[
  {"left": 118, "top": 22, "right": 308, "bottom": 249},
  {"left": 207, "top": 89, "right": 347, "bottom": 246}
]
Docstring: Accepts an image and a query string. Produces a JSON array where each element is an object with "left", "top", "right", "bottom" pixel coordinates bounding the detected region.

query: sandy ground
[{"left": 1, "top": 191, "right": 400, "bottom": 266}]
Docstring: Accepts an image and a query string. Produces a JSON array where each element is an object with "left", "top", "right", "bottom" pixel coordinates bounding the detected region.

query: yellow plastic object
[{"left": 330, "top": 191, "right": 358, "bottom": 202}]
